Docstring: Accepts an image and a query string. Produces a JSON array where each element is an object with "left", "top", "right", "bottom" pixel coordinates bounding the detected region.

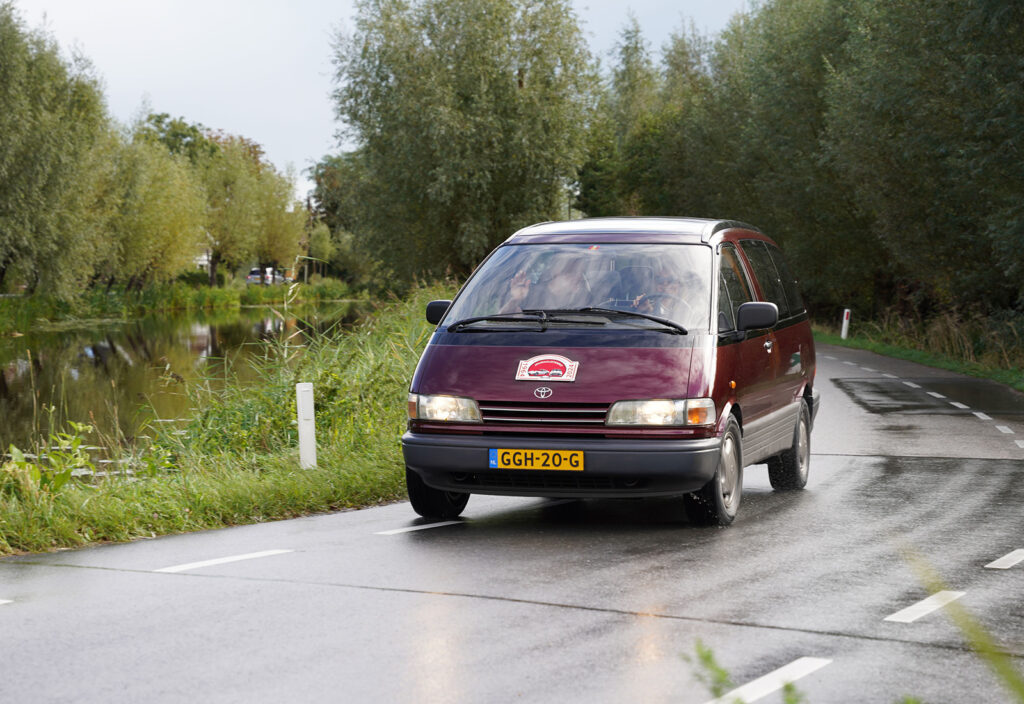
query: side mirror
[
  {"left": 736, "top": 301, "right": 778, "bottom": 331},
  {"left": 425, "top": 300, "right": 452, "bottom": 325}
]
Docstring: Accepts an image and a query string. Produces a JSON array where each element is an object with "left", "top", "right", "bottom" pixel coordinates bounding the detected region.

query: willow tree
[
  {"left": 331, "top": 0, "right": 595, "bottom": 280},
  {"left": 252, "top": 167, "right": 306, "bottom": 273},
  {"left": 0, "top": 3, "right": 107, "bottom": 298},
  {"left": 100, "top": 138, "right": 206, "bottom": 289},
  {"left": 200, "top": 137, "right": 261, "bottom": 286}
]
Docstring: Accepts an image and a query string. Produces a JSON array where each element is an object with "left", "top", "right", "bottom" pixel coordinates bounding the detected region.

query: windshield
[{"left": 444, "top": 243, "right": 712, "bottom": 332}]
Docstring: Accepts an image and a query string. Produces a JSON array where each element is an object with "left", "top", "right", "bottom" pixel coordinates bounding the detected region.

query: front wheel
[
  {"left": 767, "top": 401, "right": 810, "bottom": 490},
  {"left": 684, "top": 416, "right": 743, "bottom": 526},
  {"left": 406, "top": 467, "right": 469, "bottom": 519}
]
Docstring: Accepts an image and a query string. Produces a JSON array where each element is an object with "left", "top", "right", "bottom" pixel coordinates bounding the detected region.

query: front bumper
[{"left": 402, "top": 432, "right": 722, "bottom": 498}]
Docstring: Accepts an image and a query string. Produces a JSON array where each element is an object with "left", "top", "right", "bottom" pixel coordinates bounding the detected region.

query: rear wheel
[
  {"left": 684, "top": 415, "right": 743, "bottom": 526},
  {"left": 406, "top": 467, "right": 469, "bottom": 519},
  {"left": 767, "top": 401, "right": 810, "bottom": 490}
]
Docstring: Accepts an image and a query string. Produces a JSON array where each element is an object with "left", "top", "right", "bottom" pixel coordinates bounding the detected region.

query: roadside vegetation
[
  {"left": 814, "top": 312, "right": 1024, "bottom": 393},
  {"left": 0, "top": 283, "right": 453, "bottom": 555}
]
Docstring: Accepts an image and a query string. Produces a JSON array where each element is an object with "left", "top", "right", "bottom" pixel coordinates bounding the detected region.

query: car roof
[{"left": 505, "top": 217, "right": 761, "bottom": 245}]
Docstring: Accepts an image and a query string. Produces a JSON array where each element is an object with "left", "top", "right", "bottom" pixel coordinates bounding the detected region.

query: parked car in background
[
  {"left": 402, "top": 217, "right": 819, "bottom": 526},
  {"left": 245, "top": 267, "right": 290, "bottom": 285}
]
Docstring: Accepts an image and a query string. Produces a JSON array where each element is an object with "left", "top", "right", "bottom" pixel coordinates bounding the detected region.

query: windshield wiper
[
  {"left": 447, "top": 312, "right": 545, "bottom": 332},
  {"left": 569, "top": 307, "right": 688, "bottom": 335},
  {"left": 447, "top": 309, "right": 606, "bottom": 332}
]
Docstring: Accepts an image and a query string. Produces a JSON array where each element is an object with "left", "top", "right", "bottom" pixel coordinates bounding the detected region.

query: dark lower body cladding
[{"left": 401, "top": 433, "right": 722, "bottom": 499}]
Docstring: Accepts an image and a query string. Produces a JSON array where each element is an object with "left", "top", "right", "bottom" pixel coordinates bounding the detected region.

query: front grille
[{"left": 478, "top": 400, "right": 609, "bottom": 427}]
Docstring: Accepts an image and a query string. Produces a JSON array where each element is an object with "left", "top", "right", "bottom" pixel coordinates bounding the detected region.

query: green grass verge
[
  {"left": 0, "top": 283, "right": 456, "bottom": 555},
  {"left": 814, "top": 328, "right": 1024, "bottom": 393}
]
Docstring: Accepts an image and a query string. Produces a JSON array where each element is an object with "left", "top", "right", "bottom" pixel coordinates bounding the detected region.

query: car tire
[
  {"left": 684, "top": 415, "right": 742, "bottom": 526},
  {"left": 406, "top": 467, "right": 469, "bottom": 519},
  {"left": 767, "top": 401, "right": 810, "bottom": 490}
]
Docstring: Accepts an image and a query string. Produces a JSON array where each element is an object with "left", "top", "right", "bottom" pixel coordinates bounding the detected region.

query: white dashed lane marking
[
  {"left": 376, "top": 521, "right": 463, "bottom": 535},
  {"left": 861, "top": 367, "right": 876, "bottom": 372},
  {"left": 902, "top": 381, "right": 922, "bottom": 389},
  {"left": 705, "top": 658, "right": 832, "bottom": 704},
  {"left": 1017, "top": 440, "right": 1024, "bottom": 449},
  {"left": 949, "top": 401, "right": 970, "bottom": 410},
  {"left": 973, "top": 411, "right": 993, "bottom": 421},
  {"left": 928, "top": 391, "right": 946, "bottom": 399},
  {"left": 0, "top": 599, "right": 11, "bottom": 606},
  {"left": 154, "top": 549, "right": 293, "bottom": 574},
  {"left": 997, "top": 426, "right": 1015, "bottom": 434},
  {"left": 882, "top": 373, "right": 898, "bottom": 379},
  {"left": 985, "top": 550, "right": 1024, "bottom": 570},
  {"left": 884, "top": 591, "right": 966, "bottom": 623}
]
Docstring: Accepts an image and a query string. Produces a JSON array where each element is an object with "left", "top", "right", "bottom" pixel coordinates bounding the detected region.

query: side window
[
  {"left": 766, "top": 243, "right": 805, "bottom": 315},
  {"left": 739, "top": 239, "right": 791, "bottom": 318},
  {"left": 718, "top": 244, "right": 753, "bottom": 332}
]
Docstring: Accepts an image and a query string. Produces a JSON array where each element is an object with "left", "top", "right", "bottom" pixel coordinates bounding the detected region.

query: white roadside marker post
[
  {"left": 296, "top": 382, "right": 317, "bottom": 469},
  {"left": 841, "top": 308, "right": 851, "bottom": 339}
]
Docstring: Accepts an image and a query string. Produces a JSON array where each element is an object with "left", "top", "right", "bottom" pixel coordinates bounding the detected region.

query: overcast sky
[{"left": 12, "top": 0, "right": 750, "bottom": 199}]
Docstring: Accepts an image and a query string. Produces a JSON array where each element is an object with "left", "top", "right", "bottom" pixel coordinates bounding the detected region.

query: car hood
[{"left": 411, "top": 343, "right": 707, "bottom": 402}]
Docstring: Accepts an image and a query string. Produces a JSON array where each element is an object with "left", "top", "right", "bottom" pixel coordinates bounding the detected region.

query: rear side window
[
  {"left": 739, "top": 239, "right": 805, "bottom": 319},
  {"left": 767, "top": 244, "right": 805, "bottom": 314},
  {"left": 718, "top": 244, "right": 753, "bottom": 332}
]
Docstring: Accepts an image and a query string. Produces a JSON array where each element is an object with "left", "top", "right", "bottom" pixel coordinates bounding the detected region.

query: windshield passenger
[{"left": 499, "top": 257, "right": 592, "bottom": 313}]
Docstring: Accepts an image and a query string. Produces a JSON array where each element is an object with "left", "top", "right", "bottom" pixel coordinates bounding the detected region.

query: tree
[
  {"left": 306, "top": 221, "right": 335, "bottom": 278},
  {"left": 100, "top": 137, "right": 206, "bottom": 289},
  {"left": 331, "top": 0, "right": 596, "bottom": 280},
  {"left": 135, "top": 112, "right": 217, "bottom": 165},
  {"left": 252, "top": 167, "right": 306, "bottom": 273},
  {"left": 200, "top": 137, "right": 261, "bottom": 286},
  {"left": 825, "top": 0, "right": 1024, "bottom": 312},
  {"left": 0, "top": 3, "right": 108, "bottom": 298}
]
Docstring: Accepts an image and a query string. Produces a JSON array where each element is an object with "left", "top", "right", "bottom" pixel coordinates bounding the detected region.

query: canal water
[{"left": 0, "top": 302, "right": 366, "bottom": 451}]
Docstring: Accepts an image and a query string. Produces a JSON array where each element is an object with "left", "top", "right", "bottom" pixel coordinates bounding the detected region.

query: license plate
[{"left": 489, "top": 449, "right": 584, "bottom": 471}]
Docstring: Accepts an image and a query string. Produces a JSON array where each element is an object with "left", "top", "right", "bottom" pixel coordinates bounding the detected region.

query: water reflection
[{"left": 0, "top": 302, "right": 366, "bottom": 450}]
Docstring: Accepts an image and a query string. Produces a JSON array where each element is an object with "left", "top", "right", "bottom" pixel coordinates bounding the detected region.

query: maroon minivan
[{"left": 402, "top": 217, "right": 819, "bottom": 525}]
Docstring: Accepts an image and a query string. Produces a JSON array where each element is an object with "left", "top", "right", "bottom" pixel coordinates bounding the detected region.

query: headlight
[
  {"left": 408, "top": 393, "right": 482, "bottom": 423},
  {"left": 606, "top": 398, "right": 716, "bottom": 426}
]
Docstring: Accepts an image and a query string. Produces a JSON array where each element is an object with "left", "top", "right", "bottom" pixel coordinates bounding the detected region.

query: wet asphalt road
[{"left": 2, "top": 343, "right": 1023, "bottom": 703}]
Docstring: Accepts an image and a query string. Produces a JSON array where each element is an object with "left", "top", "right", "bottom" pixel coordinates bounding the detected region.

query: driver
[{"left": 633, "top": 275, "right": 684, "bottom": 316}]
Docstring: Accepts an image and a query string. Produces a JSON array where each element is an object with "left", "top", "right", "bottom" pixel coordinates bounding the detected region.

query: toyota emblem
[{"left": 534, "top": 387, "right": 553, "bottom": 399}]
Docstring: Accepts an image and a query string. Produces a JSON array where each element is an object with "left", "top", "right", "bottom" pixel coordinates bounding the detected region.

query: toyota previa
[{"left": 402, "top": 217, "right": 819, "bottom": 525}]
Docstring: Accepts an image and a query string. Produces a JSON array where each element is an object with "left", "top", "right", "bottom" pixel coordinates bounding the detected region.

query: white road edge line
[
  {"left": 996, "top": 425, "right": 1014, "bottom": 434},
  {"left": 985, "top": 550, "right": 1024, "bottom": 570},
  {"left": 973, "top": 411, "right": 993, "bottom": 421},
  {"left": 154, "top": 549, "right": 294, "bottom": 574},
  {"left": 928, "top": 391, "right": 946, "bottom": 399},
  {"left": 704, "top": 657, "right": 832, "bottom": 704},
  {"left": 376, "top": 521, "right": 462, "bottom": 535},
  {"left": 884, "top": 591, "right": 965, "bottom": 623},
  {"left": 949, "top": 401, "right": 970, "bottom": 410},
  {"left": 903, "top": 381, "right": 922, "bottom": 389}
]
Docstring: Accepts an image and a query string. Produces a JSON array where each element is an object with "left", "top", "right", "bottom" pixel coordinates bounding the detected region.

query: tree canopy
[{"left": 329, "top": 0, "right": 596, "bottom": 280}]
